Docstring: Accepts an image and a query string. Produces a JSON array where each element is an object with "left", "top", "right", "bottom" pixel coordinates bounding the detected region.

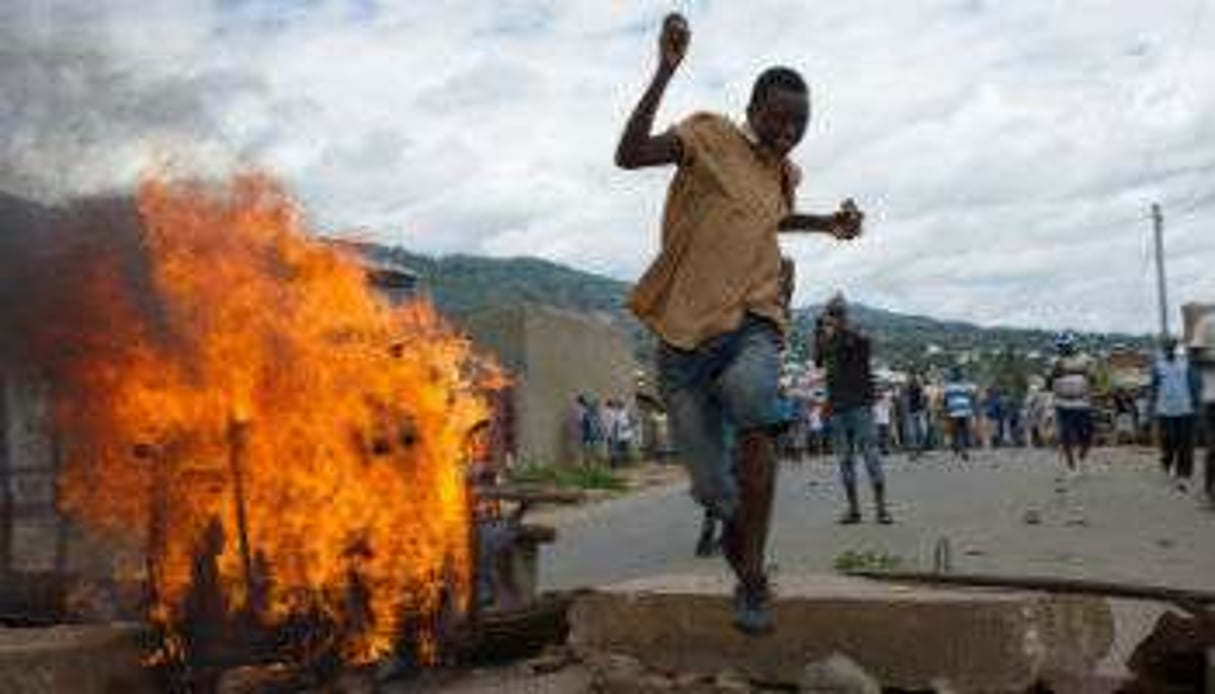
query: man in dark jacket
[
  {"left": 814, "top": 295, "right": 892, "bottom": 524},
  {"left": 904, "top": 374, "right": 928, "bottom": 459}
]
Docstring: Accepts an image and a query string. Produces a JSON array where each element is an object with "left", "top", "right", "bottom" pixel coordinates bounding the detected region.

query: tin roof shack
[
  {"left": 460, "top": 305, "right": 637, "bottom": 468},
  {"left": 1107, "top": 345, "right": 1152, "bottom": 391},
  {"left": 325, "top": 239, "right": 423, "bottom": 306}
]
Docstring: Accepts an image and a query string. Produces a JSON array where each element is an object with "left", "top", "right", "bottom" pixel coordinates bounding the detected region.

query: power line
[
  {"left": 1168, "top": 189, "right": 1215, "bottom": 218},
  {"left": 1142, "top": 0, "right": 1209, "bottom": 178}
]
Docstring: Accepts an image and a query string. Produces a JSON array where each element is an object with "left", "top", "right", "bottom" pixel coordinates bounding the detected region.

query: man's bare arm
[
  {"left": 614, "top": 13, "right": 689, "bottom": 170},
  {"left": 778, "top": 213, "right": 841, "bottom": 233},
  {"left": 779, "top": 199, "right": 865, "bottom": 240}
]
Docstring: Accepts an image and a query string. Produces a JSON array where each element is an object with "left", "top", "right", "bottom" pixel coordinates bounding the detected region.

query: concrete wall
[
  {"left": 2, "top": 370, "right": 61, "bottom": 572},
  {"left": 461, "top": 305, "right": 637, "bottom": 467},
  {"left": 0, "top": 371, "right": 139, "bottom": 582}
]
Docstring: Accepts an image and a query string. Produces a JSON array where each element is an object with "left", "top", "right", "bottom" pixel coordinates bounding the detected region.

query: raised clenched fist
[
  {"left": 833, "top": 198, "right": 865, "bottom": 240},
  {"left": 659, "top": 13, "right": 690, "bottom": 73}
]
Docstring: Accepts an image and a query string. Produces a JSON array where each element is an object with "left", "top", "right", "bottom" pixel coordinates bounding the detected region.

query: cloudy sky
[{"left": 3, "top": 0, "right": 1213, "bottom": 333}]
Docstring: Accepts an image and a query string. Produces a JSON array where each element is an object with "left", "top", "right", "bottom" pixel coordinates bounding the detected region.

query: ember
[{"left": 46, "top": 173, "right": 493, "bottom": 666}]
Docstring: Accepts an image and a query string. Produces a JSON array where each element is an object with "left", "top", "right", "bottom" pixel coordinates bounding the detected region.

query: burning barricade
[{"left": 0, "top": 173, "right": 508, "bottom": 687}]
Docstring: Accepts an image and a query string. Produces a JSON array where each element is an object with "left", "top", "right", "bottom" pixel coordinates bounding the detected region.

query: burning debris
[{"left": 1, "top": 173, "right": 501, "bottom": 678}]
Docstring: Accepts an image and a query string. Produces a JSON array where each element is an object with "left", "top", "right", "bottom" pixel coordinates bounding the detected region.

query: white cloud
[{"left": 3, "top": 0, "right": 1213, "bottom": 333}]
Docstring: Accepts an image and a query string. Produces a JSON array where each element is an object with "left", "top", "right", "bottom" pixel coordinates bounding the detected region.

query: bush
[
  {"left": 506, "top": 462, "right": 628, "bottom": 492},
  {"left": 833, "top": 549, "right": 907, "bottom": 574}
]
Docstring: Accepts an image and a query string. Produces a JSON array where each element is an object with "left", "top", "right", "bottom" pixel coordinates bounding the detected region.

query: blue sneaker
[{"left": 732, "top": 579, "right": 774, "bottom": 635}]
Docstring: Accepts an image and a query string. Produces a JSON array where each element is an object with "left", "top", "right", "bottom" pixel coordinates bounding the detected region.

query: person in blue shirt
[
  {"left": 1150, "top": 337, "right": 1203, "bottom": 487},
  {"left": 983, "top": 388, "right": 1005, "bottom": 448},
  {"left": 943, "top": 368, "right": 976, "bottom": 462}
]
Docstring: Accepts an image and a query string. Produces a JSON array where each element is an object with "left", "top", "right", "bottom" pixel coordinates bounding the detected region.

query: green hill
[
  {"left": 352, "top": 242, "right": 1152, "bottom": 374},
  {"left": 361, "top": 245, "right": 631, "bottom": 320}
]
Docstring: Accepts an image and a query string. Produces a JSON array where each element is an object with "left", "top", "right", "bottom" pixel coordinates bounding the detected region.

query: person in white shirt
[
  {"left": 1189, "top": 313, "right": 1215, "bottom": 501},
  {"left": 873, "top": 390, "right": 894, "bottom": 456},
  {"left": 604, "top": 399, "right": 636, "bottom": 468}
]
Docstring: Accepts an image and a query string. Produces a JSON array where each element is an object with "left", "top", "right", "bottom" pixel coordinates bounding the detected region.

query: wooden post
[
  {"left": 227, "top": 416, "right": 256, "bottom": 603},
  {"left": 0, "top": 373, "right": 11, "bottom": 576},
  {"left": 136, "top": 442, "right": 168, "bottom": 612},
  {"left": 51, "top": 434, "right": 68, "bottom": 577}
]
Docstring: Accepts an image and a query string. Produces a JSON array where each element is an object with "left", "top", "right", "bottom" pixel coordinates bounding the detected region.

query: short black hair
[
  {"left": 748, "top": 66, "right": 808, "bottom": 110},
  {"left": 825, "top": 292, "right": 847, "bottom": 318}
]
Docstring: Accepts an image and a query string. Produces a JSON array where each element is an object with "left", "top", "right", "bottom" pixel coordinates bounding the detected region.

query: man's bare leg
[{"left": 723, "top": 427, "right": 777, "bottom": 633}]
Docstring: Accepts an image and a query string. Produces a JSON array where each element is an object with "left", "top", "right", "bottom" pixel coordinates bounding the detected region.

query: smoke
[
  {"left": 0, "top": 3, "right": 261, "bottom": 379},
  {"left": 0, "top": 2, "right": 261, "bottom": 201},
  {"left": 0, "top": 192, "right": 174, "bottom": 388}
]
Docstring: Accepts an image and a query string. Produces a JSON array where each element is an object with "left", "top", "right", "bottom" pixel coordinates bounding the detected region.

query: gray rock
[
  {"left": 671, "top": 671, "right": 712, "bottom": 690},
  {"left": 639, "top": 672, "right": 677, "bottom": 691},
  {"left": 712, "top": 668, "right": 752, "bottom": 691},
  {"left": 799, "top": 653, "right": 880, "bottom": 694},
  {"left": 586, "top": 652, "right": 647, "bottom": 693}
]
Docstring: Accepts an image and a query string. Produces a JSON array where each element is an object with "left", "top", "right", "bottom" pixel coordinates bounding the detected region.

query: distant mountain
[
  {"left": 349, "top": 242, "right": 1152, "bottom": 372},
  {"left": 392, "top": 249, "right": 630, "bottom": 321},
  {"left": 787, "top": 304, "right": 1151, "bottom": 378}
]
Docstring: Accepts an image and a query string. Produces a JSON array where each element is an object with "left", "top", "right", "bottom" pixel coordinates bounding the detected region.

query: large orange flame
[{"left": 53, "top": 172, "right": 489, "bottom": 662}]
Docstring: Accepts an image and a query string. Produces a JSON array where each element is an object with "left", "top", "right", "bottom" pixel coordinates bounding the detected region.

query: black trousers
[{"left": 1159, "top": 415, "right": 1195, "bottom": 479}]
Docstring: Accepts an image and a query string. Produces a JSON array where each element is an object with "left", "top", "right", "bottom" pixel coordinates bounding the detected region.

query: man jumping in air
[{"left": 615, "top": 12, "right": 863, "bottom": 634}]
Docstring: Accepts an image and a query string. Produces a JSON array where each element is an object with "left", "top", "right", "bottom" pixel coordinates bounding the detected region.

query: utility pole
[{"left": 1152, "top": 202, "right": 1169, "bottom": 341}]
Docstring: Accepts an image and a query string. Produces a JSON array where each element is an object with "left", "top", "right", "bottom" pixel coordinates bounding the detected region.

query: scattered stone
[
  {"left": 672, "top": 671, "right": 711, "bottom": 689},
  {"left": 1126, "top": 610, "right": 1208, "bottom": 690},
  {"left": 217, "top": 664, "right": 298, "bottom": 694},
  {"left": 713, "top": 668, "right": 752, "bottom": 691},
  {"left": 327, "top": 669, "right": 378, "bottom": 694},
  {"left": 524, "top": 644, "right": 576, "bottom": 674},
  {"left": 586, "top": 652, "right": 647, "bottom": 693},
  {"left": 799, "top": 653, "right": 880, "bottom": 694},
  {"left": 1023, "top": 509, "right": 1043, "bottom": 525},
  {"left": 1155, "top": 538, "right": 1176, "bottom": 549},
  {"left": 639, "top": 672, "right": 677, "bottom": 690},
  {"left": 1064, "top": 512, "right": 1088, "bottom": 527}
]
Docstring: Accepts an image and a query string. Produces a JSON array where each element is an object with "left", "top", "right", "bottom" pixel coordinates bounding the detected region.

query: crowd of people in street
[
  {"left": 774, "top": 338, "right": 1210, "bottom": 486},
  {"left": 570, "top": 394, "right": 640, "bottom": 468}
]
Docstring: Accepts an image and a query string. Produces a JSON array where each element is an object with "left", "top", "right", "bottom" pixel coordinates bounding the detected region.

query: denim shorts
[{"left": 658, "top": 314, "right": 781, "bottom": 520}]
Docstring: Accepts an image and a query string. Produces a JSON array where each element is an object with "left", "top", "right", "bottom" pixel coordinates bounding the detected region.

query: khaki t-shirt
[{"left": 627, "top": 112, "right": 795, "bottom": 351}]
